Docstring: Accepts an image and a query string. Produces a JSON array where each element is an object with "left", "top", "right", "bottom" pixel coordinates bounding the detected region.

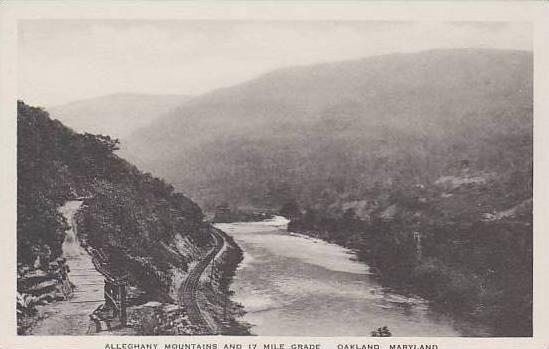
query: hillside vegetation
[
  {"left": 123, "top": 49, "right": 533, "bottom": 336},
  {"left": 124, "top": 49, "right": 532, "bottom": 212},
  {"left": 17, "top": 101, "right": 244, "bottom": 335},
  {"left": 18, "top": 100, "right": 210, "bottom": 295}
]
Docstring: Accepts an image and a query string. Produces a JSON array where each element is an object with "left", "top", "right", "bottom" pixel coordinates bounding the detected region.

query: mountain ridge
[
  {"left": 122, "top": 48, "right": 532, "bottom": 211},
  {"left": 48, "top": 93, "right": 192, "bottom": 139}
]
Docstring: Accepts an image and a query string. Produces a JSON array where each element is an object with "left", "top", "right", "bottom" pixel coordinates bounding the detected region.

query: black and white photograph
[{"left": 1, "top": 2, "right": 548, "bottom": 348}]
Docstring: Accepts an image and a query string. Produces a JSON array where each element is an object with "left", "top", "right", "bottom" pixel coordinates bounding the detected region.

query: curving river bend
[{"left": 216, "top": 216, "right": 487, "bottom": 337}]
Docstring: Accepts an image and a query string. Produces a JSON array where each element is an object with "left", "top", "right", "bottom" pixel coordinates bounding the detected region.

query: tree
[
  {"left": 371, "top": 326, "right": 392, "bottom": 337},
  {"left": 213, "top": 202, "right": 232, "bottom": 223},
  {"left": 279, "top": 199, "right": 301, "bottom": 220}
]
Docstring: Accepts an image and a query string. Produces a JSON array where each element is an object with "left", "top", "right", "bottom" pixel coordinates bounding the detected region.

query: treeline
[
  {"left": 122, "top": 49, "right": 533, "bottom": 215},
  {"left": 115, "top": 49, "right": 533, "bottom": 336},
  {"left": 286, "top": 161, "right": 532, "bottom": 336},
  {"left": 17, "top": 101, "right": 211, "bottom": 299},
  {"left": 212, "top": 202, "right": 273, "bottom": 223}
]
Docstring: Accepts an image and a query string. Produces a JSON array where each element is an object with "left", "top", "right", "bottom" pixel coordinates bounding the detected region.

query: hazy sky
[{"left": 18, "top": 20, "right": 531, "bottom": 107}]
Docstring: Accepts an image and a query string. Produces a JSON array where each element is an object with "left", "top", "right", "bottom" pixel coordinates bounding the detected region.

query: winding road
[{"left": 179, "top": 228, "right": 225, "bottom": 334}]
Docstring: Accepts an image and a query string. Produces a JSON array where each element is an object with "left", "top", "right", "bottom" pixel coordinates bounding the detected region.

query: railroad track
[{"left": 179, "top": 229, "right": 224, "bottom": 334}]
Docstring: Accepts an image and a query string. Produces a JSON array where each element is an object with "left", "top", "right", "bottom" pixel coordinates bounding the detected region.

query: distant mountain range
[
  {"left": 25, "top": 48, "right": 533, "bottom": 336},
  {"left": 49, "top": 93, "right": 192, "bottom": 139},
  {"left": 120, "top": 49, "right": 532, "bottom": 211}
]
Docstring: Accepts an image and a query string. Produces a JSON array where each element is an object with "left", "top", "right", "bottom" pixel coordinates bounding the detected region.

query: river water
[{"left": 216, "top": 217, "right": 483, "bottom": 337}]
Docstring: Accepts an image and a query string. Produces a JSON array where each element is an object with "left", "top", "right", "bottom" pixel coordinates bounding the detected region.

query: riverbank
[
  {"left": 94, "top": 227, "right": 251, "bottom": 336},
  {"left": 197, "top": 228, "right": 252, "bottom": 335},
  {"left": 219, "top": 217, "right": 475, "bottom": 337},
  {"left": 287, "top": 215, "right": 531, "bottom": 337},
  {"left": 293, "top": 224, "right": 490, "bottom": 335}
]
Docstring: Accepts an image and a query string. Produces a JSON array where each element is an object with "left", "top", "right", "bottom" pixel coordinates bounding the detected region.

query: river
[{"left": 216, "top": 216, "right": 485, "bottom": 337}]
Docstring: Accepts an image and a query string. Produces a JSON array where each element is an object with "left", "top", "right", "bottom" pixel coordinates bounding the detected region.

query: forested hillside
[
  {"left": 18, "top": 100, "right": 208, "bottom": 291},
  {"left": 123, "top": 49, "right": 532, "bottom": 213},
  {"left": 17, "top": 101, "right": 246, "bottom": 334},
  {"left": 122, "top": 48, "right": 533, "bottom": 336}
]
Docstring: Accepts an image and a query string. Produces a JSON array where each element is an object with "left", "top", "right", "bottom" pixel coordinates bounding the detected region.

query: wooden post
[
  {"left": 105, "top": 280, "right": 116, "bottom": 319},
  {"left": 224, "top": 293, "right": 228, "bottom": 321},
  {"left": 113, "top": 282, "right": 119, "bottom": 319},
  {"left": 104, "top": 281, "right": 111, "bottom": 307},
  {"left": 119, "top": 283, "right": 127, "bottom": 326}
]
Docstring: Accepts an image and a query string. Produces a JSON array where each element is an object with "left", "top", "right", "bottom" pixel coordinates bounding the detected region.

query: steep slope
[
  {"left": 49, "top": 93, "right": 191, "bottom": 139},
  {"left": 122, "top": 48, "right": 532, "bottom": 336},
  {"left": 17, "top": 101, "right": 245, "bottom": 335},
  {"left": 123, "top": 49, "right": 532, "bottom": 211}
]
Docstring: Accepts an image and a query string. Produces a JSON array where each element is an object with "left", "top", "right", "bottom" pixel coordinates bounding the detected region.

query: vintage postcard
[{"left": 1, "top": 1, "right": 548, "bottom": 349}]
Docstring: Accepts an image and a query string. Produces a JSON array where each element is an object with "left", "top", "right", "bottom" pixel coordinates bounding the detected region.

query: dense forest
[
  {"left": 18, "top": 100, "right": 210, "bottom": 296},
  {"left": 17, "top": 101, "right": 249, "bottom": 334},
  {"left": 286, "top": 164, "right": 532, "bottom": 336},
  {"left": 30, "top": 48, "right": 533, "bottom": 336},
  {"left": 119, "top": 49, "right": 533, "bottom": 336},
  {"left": 121, "top": 49, "right": 532, "bottom": 212}
]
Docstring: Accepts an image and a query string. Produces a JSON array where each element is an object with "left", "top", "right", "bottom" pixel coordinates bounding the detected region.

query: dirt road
[{"left": 27, "top": 201, "right": 105, "bottom": 335}]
